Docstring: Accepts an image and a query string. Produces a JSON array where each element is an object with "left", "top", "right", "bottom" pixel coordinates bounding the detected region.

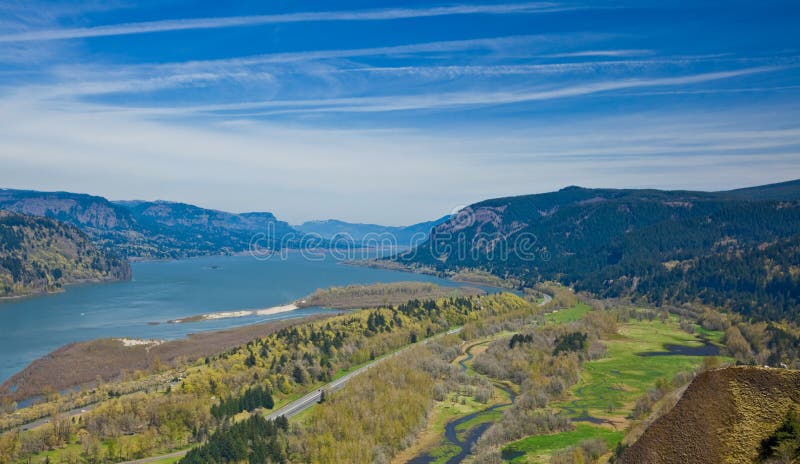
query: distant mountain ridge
[
  {"left": 0, "top": 188, "right": 449, "bottom": 259},
  {"left": 721, "top": 178, "right": 800, "bottom": 201},
  {"left": 0, "top": 189, "right": 296, "bottom": 258},
  {"left": 294, "top": 216, "right": 449, "bottom": 246},
  {"left": 393, "top": 179, "right": 800, "bottom": 320},
  {"left": 0, "top": 211, "right": 130, "bottom": 297}
]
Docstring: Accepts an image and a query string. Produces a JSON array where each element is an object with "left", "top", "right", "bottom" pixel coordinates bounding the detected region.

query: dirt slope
[{"left": 620, "top": 366, "right": 800, "bottom": 464}]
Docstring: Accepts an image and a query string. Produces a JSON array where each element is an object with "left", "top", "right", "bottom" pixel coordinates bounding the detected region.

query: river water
[{"left": 0, "top": 253, "right": 465, "bottom": 383}]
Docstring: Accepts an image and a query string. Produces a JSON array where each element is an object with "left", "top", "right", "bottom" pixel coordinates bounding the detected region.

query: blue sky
[{"left": 0, "top": 0, "right": 799, "bottom": 224}]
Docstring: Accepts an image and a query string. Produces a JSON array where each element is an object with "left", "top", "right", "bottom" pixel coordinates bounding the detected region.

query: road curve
[
  {"left": 270, "top": 288, "right": 554, "bottom": 421},
  {"left": 121, "top": 449, "right": 188, "bottom": 464},
  {"left": 120, "top": 326, "right": 463, "bottom": 464},
  {"left": 118, "top": 291, "right": 552, "bottom": 464}
]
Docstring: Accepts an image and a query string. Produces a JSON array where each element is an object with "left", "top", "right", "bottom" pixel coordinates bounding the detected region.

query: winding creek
[
  {"left": 406, "top": 309, "right": 718, "bottom": 463},
  {"left": 409, "top": 341, "right": 517, "bottom": 464}
]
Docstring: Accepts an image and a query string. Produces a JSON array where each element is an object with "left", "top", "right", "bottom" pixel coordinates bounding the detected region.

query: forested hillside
[
  {"left": 394, "top": 180, "right": 800, "bottom": 321},
  {"left": 0, "top": 189, "right": 296, "bottom": 258},
  {"left": 0, "top": 212, "right": 130, "bottom": 297}
]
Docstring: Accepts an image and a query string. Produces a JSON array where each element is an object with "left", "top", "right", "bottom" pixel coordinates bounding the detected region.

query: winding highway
[
  {"left": 120, "top": 292, "right": 550, "bottom": 464},
  {"left": 120, "top": 327, "right": 463, "bottom": 464}
]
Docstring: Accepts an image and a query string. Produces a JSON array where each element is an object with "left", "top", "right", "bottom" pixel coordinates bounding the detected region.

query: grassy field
[
  {"left": 546, "top": 303, "right": 592, "bottom": 324},
  {"left": 503, "top": 316, "right": 724, "bottom": 462},
  {"left": 297, "top": 281, "right": 484, "bottom": 309},
  {"left": 694, "top": 324, "right": 725, "bottom": 343},
  {"left": 149, "top": 456, "right": 183, "bottom": 464},
  {"left": 24, "top": 439, "right": 191, "bottom": 464},
  {"left": 553, "top": 318, "right": 711, "bottom": 420},
  {"left": 502, "top": 424, "right": 624, "bottom": 463}
]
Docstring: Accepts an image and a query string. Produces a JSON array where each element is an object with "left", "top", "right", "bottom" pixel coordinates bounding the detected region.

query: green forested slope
[
  {"left": 0, "top": 211, "right": 130, "bottom": 297},
  {"left": 395, "top": 181, "right": 800, "bottom": 320}
]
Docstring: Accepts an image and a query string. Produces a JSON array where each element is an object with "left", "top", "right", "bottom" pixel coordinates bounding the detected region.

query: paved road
[
  {"left": 266, "top": 326, "right": 461, "bottom": 420},
  {"left": 7, "top": 405, "right": 85, "bottom": 433},
  {"left": 122, "top": 450, "right": 187, "bottom": 464},
  {"left": 119, "top": 291, "right": 551, "bottom": 464},
  {"left": 119, "top": 326, "right": 463, "bottom": 464}
]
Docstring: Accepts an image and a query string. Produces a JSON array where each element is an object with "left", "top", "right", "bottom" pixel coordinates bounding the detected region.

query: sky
[{"left": 0, "top": 1, "right": 799, "bottom": 225}]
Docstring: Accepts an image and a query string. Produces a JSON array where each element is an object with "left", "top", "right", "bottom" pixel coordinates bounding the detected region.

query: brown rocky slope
[{"left": 619, "top": 366, "right": 800, "bottom": 464}]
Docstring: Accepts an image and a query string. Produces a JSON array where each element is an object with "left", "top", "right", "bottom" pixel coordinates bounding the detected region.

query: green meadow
[
  {"left": 503, "top": 315, "right": 724, "bottom": 462},
  {"left": 554, "top": 318, "right": 713, "bottom": 417},
  {"left": 546, "top": 303, "right": 592, "bottom": 324},
  {"left": 502, "top": 424, "right": 624, "bottom": 463}
]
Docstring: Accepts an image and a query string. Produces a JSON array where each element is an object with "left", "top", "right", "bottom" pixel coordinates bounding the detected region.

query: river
[{"left": 0, "top": 253, "right": 470, "bottom": 383}]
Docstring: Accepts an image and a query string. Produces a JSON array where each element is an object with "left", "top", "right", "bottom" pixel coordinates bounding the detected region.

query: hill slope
[
  {"left": 619, "top": 367, "right": 800, "bottom": 464},
  {"left": 0, "top": 211, "right": 131, "bottom": 297},
  {"left": 295, "top": 215, "right": 449, "bottom": 246},
  {"left": 0, "top": 189, "right": 296, "bottom": 258},
  {"left": 721, "top": 178, "right": 800, "bottom": 201},
  {"left": 393, "top": 180, "right": 800, "bottom": 320},
  {"left": 119, "top": 200, "right": 297, "bottom": 257}
]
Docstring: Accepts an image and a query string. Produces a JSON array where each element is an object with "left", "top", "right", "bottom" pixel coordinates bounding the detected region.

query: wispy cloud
[
  {"left": 9, "top": 34, "right": 573, "bottom": 96},
  {"left": 0, "top": 2, "right": 571, "bottom": 43},
  {"left": 2, "top": 92, "right": 798, "bottom": 223},
  {"left": 107, "top": 66, "right": 780, "bottom": 116},
  {"left": 150, "top": 34, "right": 564, "bottom": 70},
  {"left": 25, "top": 47, "right": 795, "bottom": 102},
  {"left": 539, "top": 49, "right": 652, "bottom": 58}
]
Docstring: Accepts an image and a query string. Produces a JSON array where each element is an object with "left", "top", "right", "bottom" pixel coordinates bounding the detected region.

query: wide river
[{"left": 0, "top": 253, "right": 468, "bottom": 383}]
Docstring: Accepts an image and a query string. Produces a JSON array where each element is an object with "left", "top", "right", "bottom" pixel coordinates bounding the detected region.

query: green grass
[
  {"left": 502, "top": 424, "right": 624, "bottom": 463},
  {"left": 546, "top": 303, "right": 592, "bottom": 324},
  {"left": 694, "top": 324, "right": 725, "bottom": 343},
  {"left": 24, "top": 441, "right": 188, "bottom": 464},
  {"left": 455, "top": 407, "right": 504, "bottom": 434},
  {"left": 500, "top": 317, "right": 727, "bottom": 463},
  {"left": 406, "top": 333, "right": 519, "bottom": 462},
  {"left": 454, "top": 380, "right": 515, "bottom": 434},
  {"left": 411, "top": 396, "right": 488, "bottom": 464},
  {"left": 430, "top": 444, "right": 462, "bottom": 463},
  {"left": 149, "top": 456, "right": 183, "bottom": 464},
  {"left": 553, "top": 318, "right": 709, "bottom": 418},
  {"left": 24, "top": 442, "right": 82, "bottom": 464}
]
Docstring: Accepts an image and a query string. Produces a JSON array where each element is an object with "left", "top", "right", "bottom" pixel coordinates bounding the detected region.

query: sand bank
[{"left": 169, "top": 304, "right": 299, "bottom": 323}]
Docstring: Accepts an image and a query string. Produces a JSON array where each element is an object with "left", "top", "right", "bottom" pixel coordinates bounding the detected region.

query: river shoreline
[
  {"left": 167, "top": 303, "right": 300, "bottom": 323},
  {"left": 0, "top": 254, "right": 520, "bottom": 392}
]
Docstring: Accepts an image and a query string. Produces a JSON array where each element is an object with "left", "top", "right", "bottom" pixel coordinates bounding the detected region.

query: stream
[{"left": 408, "top": 341, "right": 516, "bottom": 464}]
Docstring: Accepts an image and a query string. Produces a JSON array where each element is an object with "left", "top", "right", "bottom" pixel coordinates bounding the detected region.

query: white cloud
[
  {"left": 0, "top": 2, "right": 570, "bottom": 42},
  {"left": 60, "top": 65, "right": 779, "bottom": 117},
  {"left": 1, "top": 88, "right": 799, "bottom": 224},
  {"left": 539, "top": 49, "right": 652, "bottom": 58}
]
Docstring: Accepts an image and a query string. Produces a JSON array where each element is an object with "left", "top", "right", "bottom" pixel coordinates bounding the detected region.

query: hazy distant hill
[
  {"left": 295, "top": 216, "right": 449, "bottom": 246},
  {"left": 117, "top": 200, "right": 297, "bottom": 257},
  {"left": 393, "top": 180, "right": 800, "bottom": 320},
  {"left": 721, "top": 178, "right": 800, "bottom": 201},
  {"left": 0, "top": 189, "right": 297, "bottom": 258},
  {"left": 0, "top": 211, "right": 130, "bottom": 297}
]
